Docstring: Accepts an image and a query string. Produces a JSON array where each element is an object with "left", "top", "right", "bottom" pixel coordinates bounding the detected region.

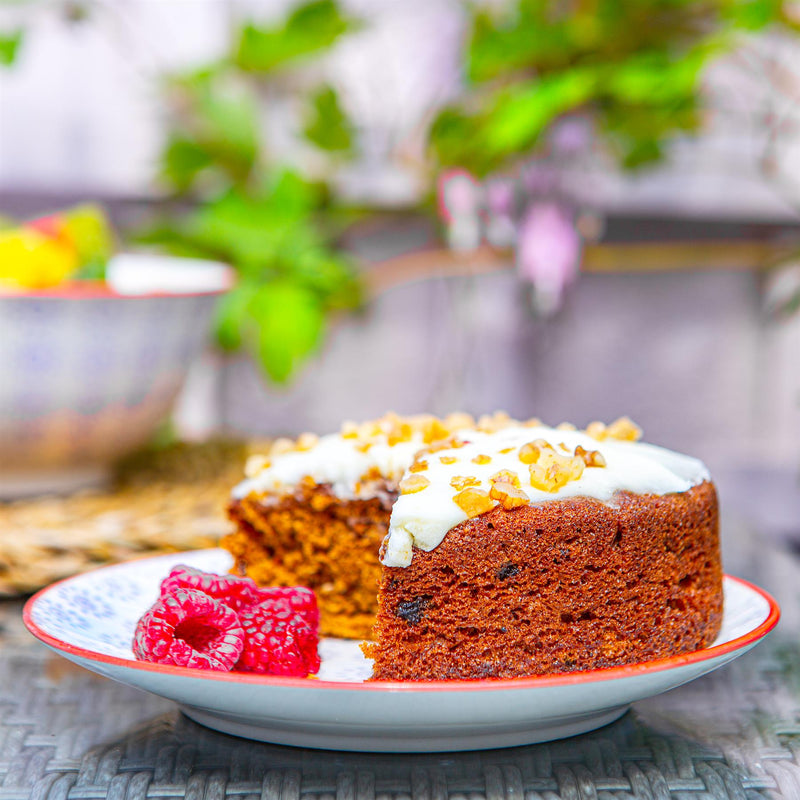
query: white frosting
[
  {"left": 231, "top": 432, "right": 426, "bottom": 500},
  {"left": 383, "top": 425, "right": 709, "bottom": 568}
]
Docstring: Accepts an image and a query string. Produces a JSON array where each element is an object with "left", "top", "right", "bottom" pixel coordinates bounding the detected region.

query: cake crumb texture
[
  {"left": 368, "top": 481, "right": 722, "bottom": 680},
  {"left": 224, "top": 482, "right": 395, "bottom": 639}
]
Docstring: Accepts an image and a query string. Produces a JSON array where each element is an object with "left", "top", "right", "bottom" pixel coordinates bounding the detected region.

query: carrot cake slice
[{"left": 368, "top": 418, "right": 722, "bottom": 680}]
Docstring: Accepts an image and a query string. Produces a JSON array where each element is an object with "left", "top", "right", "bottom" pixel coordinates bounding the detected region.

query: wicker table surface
[{"left": 2, "top": 481, "right": 800, "bottom": 799}]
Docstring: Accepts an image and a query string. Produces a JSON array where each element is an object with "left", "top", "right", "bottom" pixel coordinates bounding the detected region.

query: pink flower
[{"left": 516, "top": 202, "right": 581, "bottom": 314}]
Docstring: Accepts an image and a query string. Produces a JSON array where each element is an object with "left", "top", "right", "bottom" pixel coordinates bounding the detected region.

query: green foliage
[
  {"left": 430, "top": 0, "right": 800, "bottom": 175},
  {"left": 160, "top": 71, "right": 260, "bottom": 191},
  {"left": 0, "top": 29, "right": 23, "bottom": 66},
  {"left": 147, "top": 0, "right": 362, "bottom": 384},
  {"left": 304, "top": 85, "right": 354, "bottom": 154},
  {"left": 234, "top": 0, "right": 354, "bottom": 73}
]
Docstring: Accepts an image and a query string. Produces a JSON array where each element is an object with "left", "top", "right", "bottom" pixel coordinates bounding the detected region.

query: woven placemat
[
  {"left": 2, "top": 613, "right": 799, "bottom": 800},
  {"left": 0, "top": 441, "right": 256, "bottom": 596}
]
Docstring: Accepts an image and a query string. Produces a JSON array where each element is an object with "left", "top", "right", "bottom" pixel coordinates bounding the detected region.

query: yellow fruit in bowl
[{"left": 0, "top": 228, "right": 80, "bottom": 290}]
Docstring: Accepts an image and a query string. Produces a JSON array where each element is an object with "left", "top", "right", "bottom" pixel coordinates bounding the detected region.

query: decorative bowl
[{"left": 0, "top": 253, "right": 233, "bottom": 497}]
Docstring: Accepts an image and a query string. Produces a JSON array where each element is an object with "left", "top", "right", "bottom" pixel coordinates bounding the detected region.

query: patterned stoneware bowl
[{"left": 0, "top": 253, "right": 233, "bottom": 497}]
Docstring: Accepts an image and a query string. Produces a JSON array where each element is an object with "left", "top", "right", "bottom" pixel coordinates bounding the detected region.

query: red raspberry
[
  {"left": 133, "top": 588, "right": 245, "bottom": 671},
  {"left": 235, "top": 600, "right": 321, "bottom": 677},
  {"left": 256, "top": 586, "right": 319, "bottom": 629},
  {"left": 160, "top": 566, "right": 262, "bottom": 612}
]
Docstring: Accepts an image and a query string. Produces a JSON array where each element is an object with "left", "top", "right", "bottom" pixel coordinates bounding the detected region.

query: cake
[
  {"left": 223, "top": 413, "right": 723, "bottom": 679},
  {"left": 224, "top": 413, "right": 476, "bottom": 639}
]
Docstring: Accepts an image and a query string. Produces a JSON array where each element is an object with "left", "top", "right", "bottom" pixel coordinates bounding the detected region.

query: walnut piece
[
  {"left": 296, "top": 432, "right": 319, "bottom": 451},
  {"left": 489, "top": 481, "right": 530, "bottom": 509},
  {"left": 490, "top": 469, "right": 521, "bottom": 488},
  {"left": 606, "top": 416, "right": 642, "bottom": 441},
  {"left": 409, "top": 460, "right": 428, "bottom": 473},
  {"left": 399, "top": 474, "right": 431, "bottom": 494},
  {"left": 472, "top": 454, "right": 492, "bottom": 465},
  {"left": 453, "top": 487, "right": 495, "bottom": 517},
  {"left": 270, "top": 438, "right": 295, "bottom": 456},
  {"left": 585, "top": 416, "right": 642, "bottom": 442},
  {"left": 575, "top": 444, "right": 607, "bottom": 468},
  {"left": 445, "top": 412, "right": 476, "bottom": 430},
  {"left": 529, "top": 463, "right": 570, "bottom": 492},
  {"left": 244, "top": 454, "right": 271, "bottom": 478},
  {"left": 439, "top": 455, "right": 457, "bottom": 465},
  {"left": 477, "top": 411, "right": 512, "bottom": 433},
  {"left": 450, "top": 475, "right": 481, "bottom": 491}
]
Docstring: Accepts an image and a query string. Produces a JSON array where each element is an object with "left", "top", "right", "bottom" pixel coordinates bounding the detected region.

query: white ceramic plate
[{"left": 23, "top": 549, "right": 779, "bottom": 752}]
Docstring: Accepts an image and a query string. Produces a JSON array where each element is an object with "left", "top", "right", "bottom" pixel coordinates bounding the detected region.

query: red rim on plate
[{"left": 23, "top": 563, "right": 780, "bottom": 693}]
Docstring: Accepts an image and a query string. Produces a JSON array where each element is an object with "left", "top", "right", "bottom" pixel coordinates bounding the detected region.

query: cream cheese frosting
[
  {"left": 231, "top": 432, "right": 424, "bottom": 500},
  {"left": 382, "top": 425, "right": 710, "bottom": 568}
]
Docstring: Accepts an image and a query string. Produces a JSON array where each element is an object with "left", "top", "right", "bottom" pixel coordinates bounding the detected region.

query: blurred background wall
[{"left": 2, "top": 0, "right": 800, "bottom": 479}]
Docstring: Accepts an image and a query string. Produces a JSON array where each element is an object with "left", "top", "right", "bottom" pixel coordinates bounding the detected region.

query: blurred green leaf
[
  {"left": 304, "top": 85, "right": 353, "bottom": 154},
  {"left": 0, "top": 29, "right": 23, "bottom": 67},
  {"left": 235, "top": 0, "right": 354, "bottom": 73},
  {"left": 431, "top": 0, "right": 800, "bottom": 175},
  {"left": 161, "top": 136, "right": 215, "bottom": 192},
  {"left": 723, "top": 0, "right": 784, "bottom": 30},
  {"left": 147, "top": 0, "right": 364, "bottom": 384},
  {"left": 160, "top": 73, "right": 259, "bottom": 191},
  {"left": 214, "top": 281, "right": 259, "bottom": 351},
  {"left": 251, "top": 281, "right": 325, "bottom": 383},
  {"left": 485, "top": 69, "right": 598, "bottom": 159}
]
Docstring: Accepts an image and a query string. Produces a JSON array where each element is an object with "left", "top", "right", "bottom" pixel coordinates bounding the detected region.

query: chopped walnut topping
[
  {"left": 606, "top": 416, "right": 642, "bottom": 442},
  {"left": 425, "top": 436, "right": 467, "bottom": 454},
  {"left": 575, "top": 445, "right": 607, "bottom": 468},
  {"left": 585, "top": 421, "right": 607, "bottom": 440},
  {"left": 409, "top": 460, "right": 428, "bottom": 473},
  {"left": 518, "top": 439, "right": 552, "bottom": 464},
  {"left": 387, "top": 421, "right": 414, "bottom": 447},
  {"left": 472, "top": 454, "right": 492, "bottom": 465},
  {"left": 490, "top": 469, "right": 521, "bottom": 488},
  {"left": 556, "top": 422, "right": 577, "bottom": 431},
  {"left": 499, "top": 447, "right": 514, "bottom": 454},
  {"left": 477, "top": 411, "right": 512, "bottom": 433},
  {"left": 423, "top": 418, "right": 451, "bottom": 444},
  {"left": 527, "top": 445, "right": 585, "bottom": 490},
  {"left": 453, "top": 487, "right": 495, "bottom": 517},
  {"left": 523, "top": 417, "right": 543, "bottom": 427},
  {"left": 399, "top": 474, "right": 431, "bottom": 494},
  {"left": 340, "top": 421, "right": 359, "bottom": 439},
  {"left": 244, "top": 454, "right": 271, "bottom": 477},
  {"left": 536, "top": 449, "right": 585, "bottom": 481},
  {"left": 359, "top": 466, "right": 383, "bottom": 483},
  {"left": 585, "top": 416, "right": 642, "bottom": 442},
  {"left": 439, "top": 455, "right": 457, "bottom": 464},
  {"left": 355, "top": 466, "right": 384, "bottom": 493},
  {"left": 489, "top": 481, "right": 530, "bottom": 509},
  {"left": 445, "top": 412, "right": 475, "bottom": 430},
  {"left": 564, "top": 455, "right": 586, "bottom": 480},
  {"left": 558, "top": 442, "right": 571, "bottom": 452},
  {"left": 450, "top": 475, "right": 481, "bottom": 491},
  {"left": 270, "top": 438, "right": 295, "bottom": 456},
  {"left": 529, "top": 463, "right": 570, "bottom": 493},
  {"left": 296, "top": 432, "right": 319, "bottom": 451}
]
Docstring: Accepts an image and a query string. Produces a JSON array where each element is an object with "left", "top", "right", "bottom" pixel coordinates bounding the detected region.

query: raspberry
[
  {"left": 256, "top": 586, "right": 319, "bottom": 629},
  {"left": 160, "top": 566, "right": 262, "bottom": 612},
  {"left": 133, "top": 588, "right": 245, "bottom": 671},
  {"left": 235, "top": 600, "right": 321, "bottom": 677}
]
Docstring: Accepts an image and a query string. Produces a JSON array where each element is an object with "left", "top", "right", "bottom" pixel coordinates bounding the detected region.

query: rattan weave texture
[{"left": 2, "top": 633, "right": 799, "bottom": 800}]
